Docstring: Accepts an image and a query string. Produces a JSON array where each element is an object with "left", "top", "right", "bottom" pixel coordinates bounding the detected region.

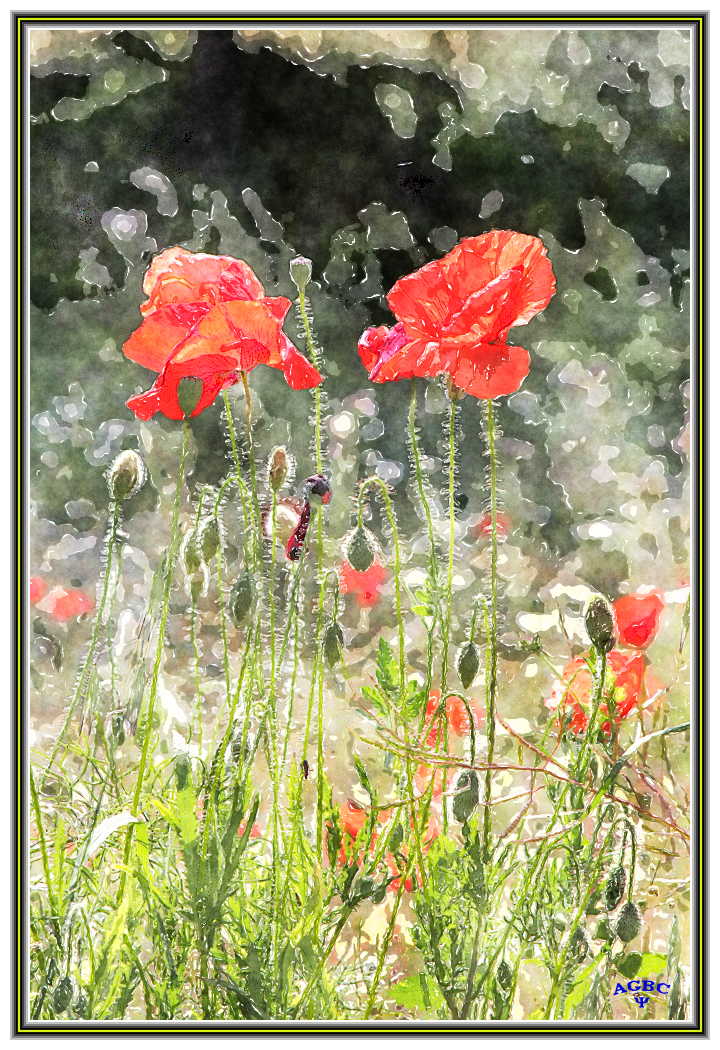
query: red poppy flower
[
  {"left": 358, "top": 230, "right": 555, "bottom": 400},
  {"left": 544, "top": 651, "right": 664, "bottom": 734},
  {"left": 30, "top": 576, "right": 47, "bottom": 604},
  {"left": 613, "top": 592, "right": 665, "bottom": 649},
  {"left": 339, "top": 557, "right": 388, "bottom": 607},
  {"left": 123, "top": 247, "right": 322, "bottom": 421},
  {"left": 45, "top": 587, "right": 94, "bottom": 622},
  {"left": 423, "top": 690, "right": 484, "bottom": 748}
]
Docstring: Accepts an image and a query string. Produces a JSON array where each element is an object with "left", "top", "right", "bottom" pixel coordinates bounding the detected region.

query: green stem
[
  {"left": 239, "top": 372, "right": 263, "bottom": 571},
  {"left": 441, "top": 397, "right": 457, "bottom": 694},
  {"left": 41, "top": 501, "right": 121, "bottom": 784},
  {"left": 484, "top": 398, "right": 499, "bottom": 860},
  {"left": 118, "top": 421, "right": 190, "bottom": 900}
]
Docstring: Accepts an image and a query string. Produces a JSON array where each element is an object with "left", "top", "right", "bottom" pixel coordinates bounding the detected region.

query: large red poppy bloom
[
  {"left": 358, "top": 230, "right": 556, "bottom": 400},
  {"left": 613, "top": 592, "right": 665, "bottom": 649},
  {"left": 123, "top": 247, "right": 322, "bottom": 420},
  {"left": 544, "top": 650, "right": 664, "bottom": 735}
]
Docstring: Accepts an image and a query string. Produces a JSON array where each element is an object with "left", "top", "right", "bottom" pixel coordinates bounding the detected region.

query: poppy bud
[
  {"left": 323, "top": 621, "right": 344, "bottom": 669},
  {"left": 604, "top": 864, "right": 627, "bottom": 912},
  {"left": 107, "top": 449, "right": 146, "bottom": 502},
  {"left": 182, "top": 530, "right": 201, "bottom": 575},
  {"left": 52, "top": 976, "right": 74, "bottom": 1014},
  {"left": 497, "top": 960, "right": 512, "bottom": 990},
  {"left": 267, "top": 446, "right": 289, "bottom": 493},
  {"left": 456, "top": 641, "right": 480, "bottom": 689},
  {"left": 585, "top": 597, "right": 615, "bottom": 654},
  {"left": 615, "top": 900, "right": 642, "bottom": 943},
  {"left": 174, "top": 752, "right": 191, "bottom": 792},
  {"left": 189, "top": 572, "right": 205, "bottom": 604},
  {"left": 177, "top": 377, "right": 204, "bottom": 418},
  {"left": 346, "top": 524, "right": 375, "bottom": 573},
  {"left": 570, "top": 926, "right": 589, "bottom": 961},
  {"left": 290, "top": 255, "right": 312, "bottom": 292},
  {"left": 306, "top": 474, "right": 332, "bottom": 505},
  {"left": 229, "top": 571, "right": 253, "bottom": 627},
  {"left": 199, "top": 517, "right": 221, "bottom": 564},
  {"left": 453, "top": 769, "right": 479, "bottom": 825}
]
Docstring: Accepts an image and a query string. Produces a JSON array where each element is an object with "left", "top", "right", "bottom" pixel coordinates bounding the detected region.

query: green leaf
[
  {"left": 563, "top": 976, "right": 593, "bottom": 1018},
  {"left": 616, "top": 952, "right": 642, "bottom": 979},
  {"left": 391, "top": 973, "right": 443, "bottom": 1012},
  {"left": 353, "top": 756, "right": 374, "bottom": 802},
  {"left": 636, "top": 952, "right": 667, "bottom": 979},
  {"left": 176, "top": 782, "right": 197, "bottom": 847},
  {"left": 361, "top": 685, "right": 390, "bottom": 717},
  {"left": 376, "top": 636, "right": 400, "bottom": 695}
]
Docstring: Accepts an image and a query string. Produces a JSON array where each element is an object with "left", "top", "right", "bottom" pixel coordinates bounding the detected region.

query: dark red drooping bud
[
  {"left": 305, "top": 474, "right": 332, "bottom": 505},
  {"left": 286, "top": 500, "right": 312, "bottom": 561}
]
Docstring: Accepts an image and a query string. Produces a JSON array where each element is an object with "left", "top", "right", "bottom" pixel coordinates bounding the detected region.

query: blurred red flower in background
[
  {"left": 334, "top": 799, "right": 439, "bottom": 893},
  {"left": 30, "top": 576, "right": 47, "bottom": 604},
  {"left": 358, "top": 230, "right": 555, "bottom": 399},
  {"left": 473, "top": 510, "right": 512, "bottom": 540},
  {"left": 613, "top": 591, "right": 665, "bottom": 649},
  {"left": 339, "top": 557, "right": 388, "bottom": 607},
  {"left": 544, "top": 650, "right": 664, "bottom": 734},
  {"left": 45, "top": 587, "right": 94, "bottom": 622},
  {"left": 123, "top": 247, "right": 322, "bottom": 420}
]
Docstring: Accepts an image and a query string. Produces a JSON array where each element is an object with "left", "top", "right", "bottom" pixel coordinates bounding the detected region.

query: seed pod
[
  {"left": 453, "top": 769, "right": 479, "bottom": 825},
  {"left": 456, "top": 640, "right": 479, "bottom": 689},
  {"left": 268, "top": 446, "right": 289, "bottom": 492},
  {"left": 290, "top": 255, "right": 312, "bottom": 292},
  {"left": 183, "top": 530, "right": 201, "bottom": 575},
  {"left": 323, "top": 622, "right": 344, "bottom": 670},
  {"left": 107, "top": 449, "right": 146, "bottom": 502},
  {"left": 52, "top": 975, "right": 74, "bottom": 1014},
  {"left": 615, "top": 900, "right": 642, "bottom": 943},
  {"left": 585, "top": 596, "right": 615, "bottom": 653},
  {"left": 497, "top": 960, "right": 512, "bottom": 990},
  {"left": 570, "top": 926, "right": 589, "bottom": 961},
  {"left": 199, "top": 517, "right": 221, "bottom": 564},
  {"left": 346, "top": 524, "right": 375, "bottom": 573},
  {"left": 189, "top": 572, "right": 204, "bottom": 604},
  {"left": 177, "top": 377, "right": 204, "bottom": 418},
  {"left": 605, "top": 865, "right": 627, "bottom": 911},
  {"left": 229, "top": 571, "right": 253, "bottom": 627}
]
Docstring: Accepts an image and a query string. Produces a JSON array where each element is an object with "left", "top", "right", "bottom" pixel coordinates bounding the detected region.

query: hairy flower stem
[
  {"left": 239, "top": 372, "right": 264, "bottom": 571},
  {"left": 409, "top": 378, "right": 439, "bottom": 583},
  {"left": 441, "top": 398, "right": 457, "bottom": 693},
  {"left": 42, "top": 500, "right": 121, "bottom": 786},
  {"left": 222, "top": 390, "right": 253, "bottom": 563},
  {"left": 118, "top": 421, "right": 190, "bottom": 902},
  {"left": 483, "top": 398, "right": 499, "bottom": 860}
]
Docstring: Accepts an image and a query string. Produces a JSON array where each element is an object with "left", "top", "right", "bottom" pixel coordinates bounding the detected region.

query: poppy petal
[
  {"left": 276, "top": 333, "right": 323, "bottom": 390},
  {"left": 171, "top": 298, "right": 290, "bottom": 370},
  {"left": 140, "top": 246, "right": 265, "bottom": 317},
  {"left": 449, "top": 342, "right": 530, "bottom": 400},
  {"left": 123, "top": 302, "right": 212, "bottom": 372}
]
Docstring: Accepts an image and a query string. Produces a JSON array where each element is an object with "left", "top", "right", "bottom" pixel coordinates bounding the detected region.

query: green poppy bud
[
  {"left": 615, "top": 900, "right": 642, "bottom": 943},
  {"left": 346, "top": 524, "right": 375, "bottom": 573},
  {"left": 52, "top": 976, "right": 74, "bottom": 1014},
  {"left": 456, "top": 640, "right": 479, "bottom": 689},
  {"left": 290, "top": 255, "right": 312, "bottom": 292},
  {"left": 497, "top": 960, "right": 512, "bottom": 989},
  {"left": 453, "top": 769, "right": 479, "bottom": 825},
  {"left": 199, "top": 517, "right": 221, "bottom": 564},
  {"left": 189, "top": 572, "right": 205, "bottom": 604},
  {"left": 229, "top": 571, "right": 253, "bottom": 627},
  {"left": 585, "top": 596, "right": 615, "bottom": 653},
  {"left": 183, "top": 530, "right": 201, "bottom": 575},
  {"left": 267, "top": 446, "right": 289, "bottom": 492},
  {"left": 107, "top": 449, "right": 146, "bottom": 502},
  {"left": 570, "top": 926, "right": 589, "bottom": 961},
  {"left": 323, "top": 622, "right": 344, "bottom": 670},
  {"left": 177, "top": 377, "right": 203, "bottom": 419},
  {"left": 605, "top": 864, "right": 627, "bottom": 912}
]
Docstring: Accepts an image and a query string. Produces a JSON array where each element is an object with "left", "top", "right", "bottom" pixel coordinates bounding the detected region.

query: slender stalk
[
  {"left": 441, "top": 397, "right": 458, "bottom": 693},
  {"left": 222, "top": 389, "right": 255, "bottom": 567},
  {"left": 409, "top": 378, "right": 438, "bottom": 582},
  {"left": 118, "top": 421, "right": 190, "bottom": 900},
  {"left": 41, "top": 501, "right": 121, "bottom": 784},
  {"left": 238, "top": 372, "right": 263, "bottom": 569},
  {"left": 483, "top": 398, "right": 499, "bottom": 859}
]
